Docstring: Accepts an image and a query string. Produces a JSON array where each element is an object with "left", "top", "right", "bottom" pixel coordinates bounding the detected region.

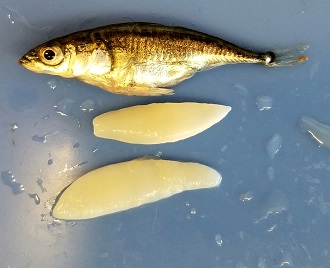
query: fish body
[{"left": 19, "top": 22, "right": 307, "bottom": 96}]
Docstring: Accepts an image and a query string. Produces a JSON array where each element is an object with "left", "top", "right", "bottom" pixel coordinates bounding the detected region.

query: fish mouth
[
  {"left": 18, "top": 55, "right": 29, "bottom": 66},
  {"left": 18, "top": 51, "right": 39, "bottom": 66}
]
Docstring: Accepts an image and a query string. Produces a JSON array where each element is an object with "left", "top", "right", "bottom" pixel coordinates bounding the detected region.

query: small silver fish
[{"left": 19, "top": 22, "right": 308, "bottom": 96}]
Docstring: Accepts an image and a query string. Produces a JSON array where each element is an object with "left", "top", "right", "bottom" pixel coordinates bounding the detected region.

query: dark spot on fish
[{"left": 71, "top": 34, "right": 93, "bottom": 46}]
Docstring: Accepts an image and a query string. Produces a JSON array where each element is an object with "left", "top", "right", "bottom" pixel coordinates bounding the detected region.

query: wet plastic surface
[{"left": 1, "top": 1, "right": 330, "bottom": 267}]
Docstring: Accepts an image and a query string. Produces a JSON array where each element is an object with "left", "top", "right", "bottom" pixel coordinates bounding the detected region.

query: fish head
[
  {"left": 19, "top": 37, "right": 112, "bottom": 78},
  {"left": 19, "top": 40, "right": 73, "bottom": 77}
]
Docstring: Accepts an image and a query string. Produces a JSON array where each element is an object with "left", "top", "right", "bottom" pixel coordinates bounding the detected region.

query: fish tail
[{"left": 261, "top": 44, "right": 308, "bottom": 67}]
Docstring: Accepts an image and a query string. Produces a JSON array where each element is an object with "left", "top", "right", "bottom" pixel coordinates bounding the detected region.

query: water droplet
[
  {"left": 236, "top": 262, "right": 246, "bottom": 268},
  {"left": 34, "top": 116, "right": 50, "bottom": 127},
  {"left": 277, "top": 251, "right": 293, "bottom": 267},
  {"left": 1, "top": 170, "right": 25, "bottom": 194},
  {"left": 54, "top": 97, "right": 77, "bottom": 117},
  {"left": 47, "top": 79, "right": 57, "bottom": 89},
  {"left": 1, "top": 4, "right": 53, "bottom": 33},
  {"left": 73, "top": 142, "right": 80, "bottom": 148},
  {"left": 239, "top": 191, "right": 254, "bottom": 202},
  {"left": 47, "top": 219, "right": 62, "bottom": 231},
  {"left": 7, "top": 14, "right": 14, "bottom": 23},
  {"left": 76, "top": 118, "right": 81, "bottom": 128},
  {"left": 300, "top": 244, "right": 312, "bottom": 261},
  {"left": 309, "top": 62, "right": 319, "bottom": 80},
  {"left": 48, "top": 159, "right": 53, "bottom": 165},
  {"left": 239, "top": 231, "right": 245, "bottom": 240},
  {"left": 300, "top": 116, "right": 330, "bottom": 149},
  {"left": 233, "top": 84, "right": 249, "bottom": 96},
  {"left": 241, "top": 99, "right": 247, "bottom": 113},
  {"left": 66, "top": 221, "right": 77, "bottom": 227},
  {"left": 78, "top": 15, "right": 97, "bottom": 30},
  {"left": 59, "top": 161, "right": 87, "bottom": 174},
  {"left": 267, "top": 166, "right": 275, "bottom": 180},
  {"left": 41, "top": 212, "right": 47, "bottom": 221},
  {"left": 218, "top": 158, "right": 225, "bottom": 165},
  {"left": 37, "top": 177, "right": 47, "bottom": 192},
  {"left": 215, "top": 234, "right": 223, "bottom": 246},
  {"left": 255, "top": 190, "right": 288, "bottom": 222},
  {"left": 32, "top": 131, "right": 58, "bottom": 143},
  {"left": 92, "top": 147, "right": 100, "bottom": 154},
  {"left": 100, "top": 252, "right": 109, "bottom": 258},
  {"left": 32, "top": 134, "right": 46, "bottom": 143},
  {"left": 267, "top": 224, "right": 277, "bottom": 232},
  {"left": 256, "top": 96, "right": 273, "bottom": 111},
  {"left": 10, "top": 124, "right": 18, "bottom": 132},
  {"left": 266, "top": 133, "right": 282, "bottom": 159},
  {"left": 190, "top": 208, "right": 196, "bottom": 214},
  {"left": 257, "top": 257, "right": 267, "bottom": 268},
  {"left": 29, "top": 193, "right": 40, "bottom": 205},
  {"left": 80, "top": 99, "right": 95, "bottom": 112}
]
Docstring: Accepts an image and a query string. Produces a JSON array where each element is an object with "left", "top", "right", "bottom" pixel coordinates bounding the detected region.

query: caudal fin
[{"left": 263, "top": 44, "right": 308, "bottom": 67}]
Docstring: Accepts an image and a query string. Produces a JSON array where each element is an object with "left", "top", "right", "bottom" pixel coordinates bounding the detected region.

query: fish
[{"left": 19, "top": 22, "right": 308, "bottom": 96}]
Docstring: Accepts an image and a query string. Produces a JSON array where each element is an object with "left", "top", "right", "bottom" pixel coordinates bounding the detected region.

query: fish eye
[
  {"left": 39, "top": 46, "right": 64, "bottom": 65},
  {"left": 44, "top": 49, "right": 56, "bottom": 60}
]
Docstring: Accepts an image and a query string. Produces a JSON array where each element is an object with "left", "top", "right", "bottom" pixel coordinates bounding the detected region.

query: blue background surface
[{"left": 1, "top": 1, "right": 330, "bottom": 267}]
